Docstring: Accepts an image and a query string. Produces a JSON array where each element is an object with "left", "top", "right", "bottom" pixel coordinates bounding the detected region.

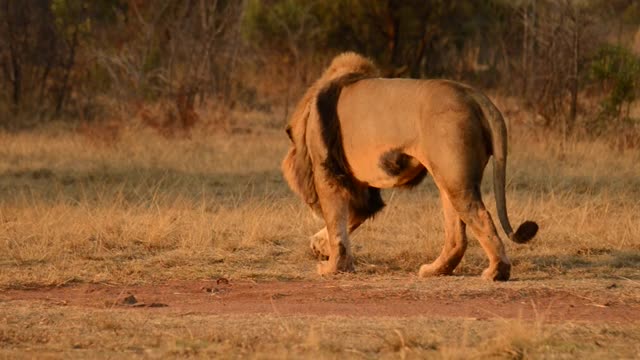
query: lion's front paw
[
  {"left": 309, "top": 232, "right": 330, "bottom": 260},
  {"left": 418, "top": 263, "right": 452, "bottom": 278},
  {"left": 317, "top": 257, "right": 355, "bottom": 275},
  {"left": 317, "top": 261, "right": 337, "bottom": 275},
  {"left": 481, "top": 261, "right": 511, "bottom": 281},
  {"left": 310, "top": 240, "right": 329, "bottom": 260}
]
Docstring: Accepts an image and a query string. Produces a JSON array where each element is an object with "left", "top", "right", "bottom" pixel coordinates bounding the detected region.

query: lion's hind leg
[
  {"left": 447, "top": 187, "right": 511, "bottom": 281},
  {"left": 419, "top": 191, "right": 468, "bottom": 277}
]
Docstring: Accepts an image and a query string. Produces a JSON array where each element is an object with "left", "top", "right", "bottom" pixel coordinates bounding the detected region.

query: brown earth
[{"left": 1, "top": 278, "right": 638, "bottom": 322}]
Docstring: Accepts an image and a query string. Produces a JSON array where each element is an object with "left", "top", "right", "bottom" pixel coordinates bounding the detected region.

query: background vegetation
[
  {"left": 1, "top": 2, "right": 640, "bottom": 357},
  {"left": 1, "top": 0, "right": 639, "bottom": 140}
]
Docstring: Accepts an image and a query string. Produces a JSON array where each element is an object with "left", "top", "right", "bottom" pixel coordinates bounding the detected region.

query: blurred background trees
[{"left": 0, "top": 0, "right": 638, "bottom": 137}]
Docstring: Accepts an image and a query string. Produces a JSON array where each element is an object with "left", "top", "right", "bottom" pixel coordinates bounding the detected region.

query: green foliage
[
  {"left": 242, "top": 0, "right": 320, "bottom": 51},
  {"left": 619, "top": 0, "right": 640, "bottom": 25},
  {"left": 1, "top": 0, "right": 639, "bottom": 130},
  {"left": 241, "top": 0, "right": 514, "bottom": 77},
  {"left": 51, "top": 0, "right": 91, "bottom": 36},
  {"left": 51, "top": 0, "right": 127, "bottom": 40},
  {"left": 590, "top": 45, "right": 640, "bottom": 122}
]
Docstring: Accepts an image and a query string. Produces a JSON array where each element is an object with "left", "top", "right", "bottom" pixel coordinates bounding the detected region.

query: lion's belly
[
  {"left": 338, "top": 82, "right": 426, "bottom": 188},
  {"left": 346, "top": 148, "right": 426, "bottom": 189}
]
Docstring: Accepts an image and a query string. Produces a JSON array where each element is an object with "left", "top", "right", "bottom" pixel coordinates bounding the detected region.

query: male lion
[{"left": 282, "top": 52, "right": 538, "bottom": 281}]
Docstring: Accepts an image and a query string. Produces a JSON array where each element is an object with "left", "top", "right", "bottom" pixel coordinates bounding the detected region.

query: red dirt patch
[{"left": 1, "top": 279, "right": 638, "bottom": 322}]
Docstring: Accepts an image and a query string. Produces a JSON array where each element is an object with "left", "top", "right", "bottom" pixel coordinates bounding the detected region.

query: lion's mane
[{"left": 281, "top": 53, "right": 379, "bottom": 215}]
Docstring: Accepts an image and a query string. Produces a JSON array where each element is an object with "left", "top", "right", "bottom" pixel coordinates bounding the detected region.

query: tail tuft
[{"left": 510, "top": 221, "right": 538, "bottom": 244}]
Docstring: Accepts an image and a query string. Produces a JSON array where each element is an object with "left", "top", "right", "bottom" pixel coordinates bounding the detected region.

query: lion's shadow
[{"left": 528, "top": 250, "right": 640, "bottom": 275}]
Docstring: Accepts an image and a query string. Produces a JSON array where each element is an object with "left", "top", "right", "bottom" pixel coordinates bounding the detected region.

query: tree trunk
[
  {"left": 568, "top": 6, "right": 580, "bottom": 135},
  {"left": 9, "top": 49, "right": 21, "bottom": 108},
  {"left": 55, "top": 26, "right": 79, "bottom": 116},
  {"left": 4, "top": 0, "right": 21, "bottom": 109},
  {"left": 521, "top": 3, "right": 529, "bottom": 98},
  {"left": 383, "top": 0, "right": 400, "bottom": 66}
]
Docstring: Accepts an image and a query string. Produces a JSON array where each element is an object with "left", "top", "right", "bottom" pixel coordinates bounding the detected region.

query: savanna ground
[{"left": 0, "top": 108, "right": 639, "bottom": 359}]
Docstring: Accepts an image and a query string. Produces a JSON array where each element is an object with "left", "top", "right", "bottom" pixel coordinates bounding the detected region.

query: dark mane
[{"left": 315, "top": 74, "right": 385, "bottom": 220}]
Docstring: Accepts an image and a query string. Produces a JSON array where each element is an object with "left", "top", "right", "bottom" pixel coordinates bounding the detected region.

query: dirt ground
[{"left": 3, "top": 278, "right": 638, "bottom": 323}]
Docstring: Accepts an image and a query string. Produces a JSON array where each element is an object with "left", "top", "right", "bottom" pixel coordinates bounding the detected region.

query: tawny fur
[
  {"left": 282, "top": 52, "right": 538, "bottom": 281},
  {"left": 281, "top": 52, "right": 379, "bottom": 214}
]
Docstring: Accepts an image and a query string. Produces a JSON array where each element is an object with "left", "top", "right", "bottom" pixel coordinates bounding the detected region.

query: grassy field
[
  {"left": 2, "top": 301, "right": 639, "bottom": 359},
  {"left": 0, "top": 117, "right": 639, "bottom": 358}
]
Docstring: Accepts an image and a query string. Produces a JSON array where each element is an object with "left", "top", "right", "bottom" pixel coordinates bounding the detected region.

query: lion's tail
[{"left": 472, "top": 92, "right": 538, "bottom": 244}]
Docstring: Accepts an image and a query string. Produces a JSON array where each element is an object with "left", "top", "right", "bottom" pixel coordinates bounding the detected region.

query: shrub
[{"left": 589, "top": 45, "right": 640, "bottom": 126}]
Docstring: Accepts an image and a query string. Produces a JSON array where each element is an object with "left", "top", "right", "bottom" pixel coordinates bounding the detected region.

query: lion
[{"left": 281, "top": 52, "right": 538, "bottom": 281}]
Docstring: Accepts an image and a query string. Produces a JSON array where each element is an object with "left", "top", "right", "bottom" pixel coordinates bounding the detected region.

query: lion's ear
[{"left": 285, "top": 125, "right": 293, "bottom": 142}]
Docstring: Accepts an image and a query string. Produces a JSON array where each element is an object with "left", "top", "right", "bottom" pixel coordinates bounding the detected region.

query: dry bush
[
  {"left": 236, "top": 52, "right": 327, "bottom": 126},
  {"left": 134, "top": 97, "right": 200, "bottom": 138},
  {"left": 493, "top": 93, "right": 640, "bottom": 151},
  {"left": 77, "top": 119, "right": 122, "bottom": 146}
]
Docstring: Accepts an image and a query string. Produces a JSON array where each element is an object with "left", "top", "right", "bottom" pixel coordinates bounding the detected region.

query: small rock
[
  {"left": 271, "top": 293, "right": 288, "bottom": 299},
  {"left": 149, "top": 303, "right": 168, "bottom": 308},
  {"left": 216, "top": 277, "right": 230, "bottom": 285},
  {"left": 122, "top": 294, "right": 138, "bottom": 305}
]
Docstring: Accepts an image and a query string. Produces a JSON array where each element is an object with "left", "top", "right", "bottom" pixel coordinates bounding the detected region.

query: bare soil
[{"left": 2, "top": 278, "right": 638, "bottom": 323}]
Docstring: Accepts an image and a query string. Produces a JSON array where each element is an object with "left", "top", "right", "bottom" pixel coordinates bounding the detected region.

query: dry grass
[
  {"left": 1, "top": 302, "right": 639, "bottom": 359},
  {"left": 2, "top": 123, "right": 638, "bottom": 286},
  {"left": 0, "top": 119, "right": 639, "bottom": 357}
]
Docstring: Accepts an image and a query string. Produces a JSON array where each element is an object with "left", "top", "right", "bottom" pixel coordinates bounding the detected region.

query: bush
[{"left": 590, "top": 45, "right": 640, "bottom": 125}]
